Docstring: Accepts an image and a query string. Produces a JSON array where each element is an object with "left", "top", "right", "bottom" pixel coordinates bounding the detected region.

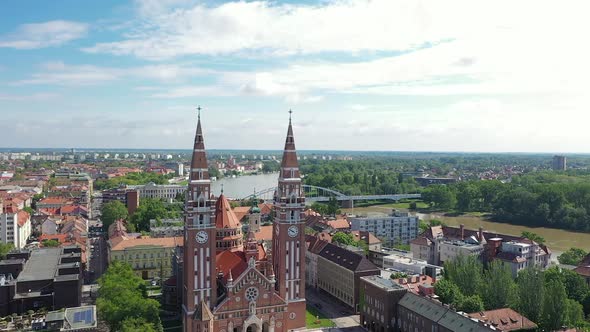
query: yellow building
[{"left": 108, "top": 236, "right": 183, "bottom": 280}]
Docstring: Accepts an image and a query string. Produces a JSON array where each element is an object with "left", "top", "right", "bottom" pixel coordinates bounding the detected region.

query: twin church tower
[{"left": 182, "top": 110, "right": 306, "bottom": 332}]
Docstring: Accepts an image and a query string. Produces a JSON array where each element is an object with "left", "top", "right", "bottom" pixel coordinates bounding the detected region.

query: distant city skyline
[{"left": 1, "top": 0, "right": 588, "bottom": 152}]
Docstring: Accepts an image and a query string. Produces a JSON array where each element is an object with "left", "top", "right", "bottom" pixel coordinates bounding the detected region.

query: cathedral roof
[
  {"left": 216, "top": 250, "right": 248, "bottom": 283},
  {"left": 215, "top": 194, "right": 241, "bottom": 229},
  {"left": 189, "top": 114, "right": 210, "bottom": 180}
]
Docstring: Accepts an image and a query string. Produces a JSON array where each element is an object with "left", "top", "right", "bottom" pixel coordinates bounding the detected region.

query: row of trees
[
  {"left": 97, "top": 261, "right": 162, "bottom": 332},
  {"left": 422, "top": 171, "right": 590, "bottom": 231},
  {"left": 94, "top": 172, "right": 174, "bottom": 191},
  {"left": 435, "top": 255, "right": 589, "bottom": 330},
  {"left": 301, "top": 160, "right": 420, "bottom": 196}
]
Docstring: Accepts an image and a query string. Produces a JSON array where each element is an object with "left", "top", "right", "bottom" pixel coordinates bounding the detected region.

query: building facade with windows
[
  {"left": 0, "top": 208, "right": 31, "bottom": 249},
  {"left": 108, "top": 236, "right": 182, "bottom": 280},
  {"left": 350, "top": 211, "right": 419, "bottom": 246}
]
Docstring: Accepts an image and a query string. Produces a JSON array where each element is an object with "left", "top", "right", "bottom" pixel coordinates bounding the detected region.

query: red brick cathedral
[{"left": 182, "top": 112, "right": 306, "bottom": 332}]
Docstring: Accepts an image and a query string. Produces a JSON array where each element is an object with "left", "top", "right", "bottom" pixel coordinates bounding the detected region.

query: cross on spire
[
  {"left": 288, "top": 109, "right": 292, "bottom": 123},
  {"left": 220, "top": 183, "right": 224, "bottom": 195},
  {"left": 197, "top": 105, "right": 202, "bottom": 119}
]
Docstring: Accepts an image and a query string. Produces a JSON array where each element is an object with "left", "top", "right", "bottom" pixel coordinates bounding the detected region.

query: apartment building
[
  {"left": 0, "top": 207, "right": 31, "bottom": 249},
  {"left": 350, "top": 210, "right": 419, "bottom": 246}
]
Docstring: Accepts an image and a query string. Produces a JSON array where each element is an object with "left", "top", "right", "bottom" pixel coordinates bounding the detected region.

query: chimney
[
  {"left": 478, "top": 227, "right": 484, "bottom": 241},
  {"left": 460, "top": 224, "right": 465, "bottom": 240}
]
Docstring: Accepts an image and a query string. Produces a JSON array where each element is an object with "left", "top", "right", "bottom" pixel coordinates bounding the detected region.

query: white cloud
[
  {"left": 0, "top": 20, "right": 88, "bottom": 49},
  {"left": 13, "top": 62, "right": 208, "bottom": 85},
  {"left": 83, "top": 0, "right": 490, "bottom": 59}
]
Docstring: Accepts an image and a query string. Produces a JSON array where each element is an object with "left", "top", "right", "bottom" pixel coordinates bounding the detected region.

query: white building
[
  {"left": 350, "top": 211, "right": 419, "bottom": 246},
  {"left": 0, "top": 210, "right": 31, "bottom": 249},
  {"left": 128, "top": 182, "right": 186, "bottom": 201},
  {"left": 438, "top": 240, "right": 484, "bottom": 265},
  {"left": 495, "top": 239, "right": 550, "bottom": 277},
  {"left": 383, "top": 254, "right": 429, "bottom": 275}
]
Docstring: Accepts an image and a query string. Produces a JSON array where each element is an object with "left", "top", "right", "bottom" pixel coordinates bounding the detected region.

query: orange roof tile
[
  {"left": 110, "top": 236, "right": 183, "bottom": 251},
  {"left": 327, "top": 218, "right": 350, "bottom": 230},
  {"left": 215, "top": 194, "right": 241, "bottom": 229},
  {"left": 216, "top": 250, "right": 247, "bottom": 282},
  {"left": 16, "top": 210, "right": 30, "bottom": 227},
  {"left": 468, "top": 308, "right": 537, "bottom": 331},
  {"left": 254, "top": 225, "right": 274, "bottom": 242},
  {"left": 233, "top": 206, "right": 251, "bottom": 222}
]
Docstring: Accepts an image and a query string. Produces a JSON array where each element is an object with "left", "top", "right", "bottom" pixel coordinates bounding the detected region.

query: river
[{"left": 211, "top": 173, "right": 279, "bottom": 199}]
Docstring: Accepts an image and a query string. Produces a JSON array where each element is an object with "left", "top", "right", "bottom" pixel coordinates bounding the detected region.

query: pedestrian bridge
[{"left": 240, "top": 185, "right": 421, "bottom": 204}]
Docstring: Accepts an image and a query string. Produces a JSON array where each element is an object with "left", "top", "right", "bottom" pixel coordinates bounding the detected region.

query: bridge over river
[{"left": 241, "top": 185, "right": 421, "bottom": 207}]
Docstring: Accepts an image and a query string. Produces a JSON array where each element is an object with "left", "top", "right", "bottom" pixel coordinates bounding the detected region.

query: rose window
[{"left": 245, "top": 287, "right": 259, "bottom": 301}]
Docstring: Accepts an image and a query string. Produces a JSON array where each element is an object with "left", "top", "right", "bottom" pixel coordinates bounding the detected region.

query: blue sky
[{"left": 1, "top": 0, "right": 589, "bottom": 152}]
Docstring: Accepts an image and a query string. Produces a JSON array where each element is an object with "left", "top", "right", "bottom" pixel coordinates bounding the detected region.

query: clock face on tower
[
  {"left": 195, "top": 231, "right": 208, "bottom": 244},
  {"left": 288, "top": 225, "right": 299, "bottom": 238}
]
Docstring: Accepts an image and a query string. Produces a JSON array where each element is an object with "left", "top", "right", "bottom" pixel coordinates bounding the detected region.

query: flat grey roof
[
  {"left": 17, "top": 248, "right": 61, "bottom": 282},
  {"left": 361, "top": 275, "right": 405, "bottom": 290},
  {"left": 0, "top": 258, "right": 25, "bottom": 265}
]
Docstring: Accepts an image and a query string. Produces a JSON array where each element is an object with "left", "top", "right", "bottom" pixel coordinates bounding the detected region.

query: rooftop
[
  {"left": 18, "top": 248, "right": 61, "bottom": 282},
  {"left": 361, "top": 275, "right": 405, "bottom": 291},
  {"left": 110, "top": 236, "right": 183, "bottom": 251},
  {"left": 468, "top": 308, "right": 537, "bottom": 331}
]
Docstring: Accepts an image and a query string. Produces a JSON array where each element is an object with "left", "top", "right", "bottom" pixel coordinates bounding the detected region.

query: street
[
  {"left": 305, "top": 287, "right": 364, "bottom": 332},
  {"left": 88, "top": 236, "right": 108, "bottom": 283}
]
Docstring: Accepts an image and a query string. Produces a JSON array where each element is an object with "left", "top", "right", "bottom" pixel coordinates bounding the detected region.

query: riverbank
[{"left": 342, "top": 205, "right": 590, "bottom": 253}]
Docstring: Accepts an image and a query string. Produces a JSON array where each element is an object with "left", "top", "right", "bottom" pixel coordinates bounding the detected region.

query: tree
[
  {"left": 482, "top": 261, "right": 518, "bottom": 310},
  {"left": 521, "top": 231, "right": 545, "bottom": 245},
  {"left": 565, "top": 299, "right": 585, "bottom": 327},
  {"left": 0, "top": 243, "right": 14, "bottom": 259},
  {"left": 390, "top": 272, "right": 408, "bottom": 279},
  {"left": 121, "top": 317, "right": 158, "bottom": 332},
  {"left": 326, "top": 196, "right": 341, "bottom": 216},
  {"left": 434, "top": 279, "right": 463, "bottom": 307},
  {"left": 458, "top": 294, "right": 485, "bottom": 313},
  {"left": 444, "top": 255, "right": 482, "bottom": 296},
  {"left": 129, "top": 198, "right": 181, "bottom": 232},
  {"left": 97, "top": 261, "right": 162, "bottom": 332},
  {"left": 517, "top": 267, "right": 544, "bottom": 324},
  {"left": 332, "top": 232, "right": 355, "bottom": 246},
  {"left": 101, "top": 201, "right": 128, "bottom": 231},
  {"left": 558, "top": 248, "right": 587, "bottom": 266},
  {"left": 422, "top": 185, "right": 457, "bottom": 210},
  {"left": 23, "top": 206, "right": 35, "bottom": 215},
  {"left": 541, "top": 281, "right": 568, "bottom": 331},
  {"left": 42, "top": 239, "right": 60, "bottom": 247}
]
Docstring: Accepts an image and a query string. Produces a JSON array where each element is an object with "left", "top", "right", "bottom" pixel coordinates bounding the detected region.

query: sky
[{"left": 1, "top": 0, "right": 589, "bottom": 153}]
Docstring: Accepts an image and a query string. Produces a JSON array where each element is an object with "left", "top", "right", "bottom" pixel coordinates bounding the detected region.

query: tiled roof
[
  {"left": 351, "top": 231, "right": 381, "bottom": 245},
  {"left": 216, "top": 250, "right": 247, "bottom": 283},
  {"left": 410, "top": 236, "right": 432, "bottom": 246},
  {"left": 110, "top": 236, "right": 183, "bottom": 251},
  {"left": 318, "top": 242, "right": 378, "bottom": 272},
  {"left": 215, "top": 194, "right": 241, "bottom": 229},
  {"left": 468, "top": 308, "right": 537, "bottom": 331},
  {"left": 254, "top": 225, "right": 273, "bottom": 242},
  {"left": 17, "top": 210, "right": 30, "bottom": 227},
  {"left": 258, "top": 203, "right": 273, "bottom": 215},
  {"left": 327, "top": 218, "right": 350, "bottom": 230},
  {"left": 232, "top": 206, "right": 250, "bottom": 222},
  {"left": 399, "top": 292, "right": 494, "bottom": 331}
]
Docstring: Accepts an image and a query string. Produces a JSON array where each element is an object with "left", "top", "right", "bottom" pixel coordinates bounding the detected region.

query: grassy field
[{"left": 306, "top": 305, "right": 335, "bottom": 328}]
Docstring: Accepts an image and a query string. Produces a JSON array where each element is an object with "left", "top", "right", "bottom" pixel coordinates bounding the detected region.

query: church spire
[
  {"left": 280, "top": 109, "right": 299, "bottom": 170},
  {"left": 190, "top": 106, "right": 209, "bottom": 181}
]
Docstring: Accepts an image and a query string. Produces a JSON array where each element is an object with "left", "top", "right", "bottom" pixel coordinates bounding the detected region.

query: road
[
  {"left": 88, "top": 236, "right": 108, "bottom": 283},
  {"left": 305, "top": 287, "right": 364, "bottom": 332}
]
